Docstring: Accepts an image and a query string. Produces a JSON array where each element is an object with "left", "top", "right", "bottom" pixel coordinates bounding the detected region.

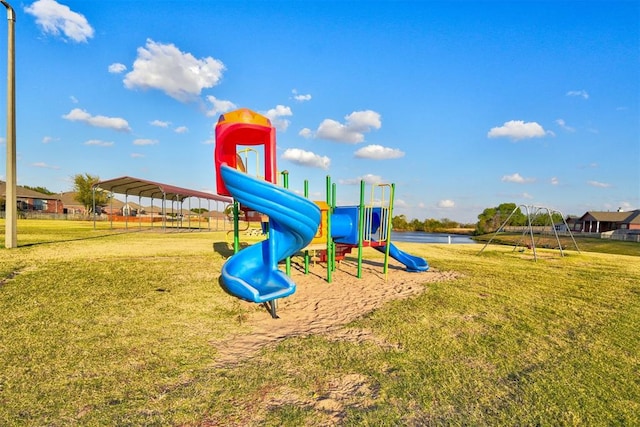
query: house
[
  {"left": 58, "top": 192, "right": 130, "bottom": 216},
  {"left": 577, "top": 209, "right": 640, "bottom": 233},
  {"left": 555, "top": 215, "right": 581, "bottom": 232},
  {"left": 58, "top": 191, "right": 87, "bottom": 215},
  {"left": 0, "top": 181, "right": 63, "bottom": 214}
]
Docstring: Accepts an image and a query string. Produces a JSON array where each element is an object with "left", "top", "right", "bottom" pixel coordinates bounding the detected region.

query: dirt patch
[{"left": 211, "top": 258, "right": 460, "bottom": 367}]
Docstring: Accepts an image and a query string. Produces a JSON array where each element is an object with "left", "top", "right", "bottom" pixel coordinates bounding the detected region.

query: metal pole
[
  {"left": 92, "top": 187, "right": 96, "bottom": 230},
  {"left": 383, "top": 184, "right": 395, "bottom": 276},
  {"left": 304, "top": 179, "right": 310, "bottom": 274},
  {"left": 138, "top": 195, "right": 142, "bottom": 230},
  {"left": 325, "top": 175, "right": 332, "bottom": 283},
  {"left": 2, "top": 1, "right": 16, "bottom": 248},
  {"left": 281, "top": 171, "right": 290, "bottom": 276}
]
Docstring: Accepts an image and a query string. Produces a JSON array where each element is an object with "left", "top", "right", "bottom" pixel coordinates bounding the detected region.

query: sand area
[{"left": 212, "top": 257, "right": 460, "bottom": 367}]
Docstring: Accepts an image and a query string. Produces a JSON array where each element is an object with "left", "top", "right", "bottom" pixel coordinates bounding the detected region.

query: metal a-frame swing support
[{"left": 478, "top": 205, "right": 580, "bottom": 261}]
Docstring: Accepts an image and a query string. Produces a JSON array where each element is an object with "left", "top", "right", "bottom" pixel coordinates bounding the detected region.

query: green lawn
[{"left": 1, "top": 220, "right": 638, "bottom": 425}]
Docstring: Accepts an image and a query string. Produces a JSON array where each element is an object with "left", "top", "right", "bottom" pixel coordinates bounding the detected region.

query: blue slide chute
[
  {"left": 219, "top": 164, "right": 321, "bottom": 303},
  {"left": 374, "top": 242, "right": 429, "bottom": 272}
]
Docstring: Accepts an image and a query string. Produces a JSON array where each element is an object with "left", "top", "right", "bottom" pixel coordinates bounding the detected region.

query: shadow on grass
[
  {"left": 212, "top": 241, "right": 251, "bottom": 258},
  {"left": 12, "top": 229, "right": 141, "bottom": 248}
]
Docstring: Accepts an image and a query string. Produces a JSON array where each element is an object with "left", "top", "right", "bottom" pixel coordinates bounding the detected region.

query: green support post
[
  {"left": 326, "top": 175, "right": 333, "bottom": 283},
  {"left": 357, "top": 180, "right": 365, "bottom": 278},
  {"left": 332, "top": 183, "right": 337, "bottom": 272},
  {"left": 282, "top": 171, "right": 291, "bottom": 276},
  {"left": 304, "top": 179, "right": 310, "bottom": 275},
  {"left": 233, "top": 201, "right": 240, "bottom": 254},
  {"left": 383, "top": 184, "right": 395, "bottom": 275}
]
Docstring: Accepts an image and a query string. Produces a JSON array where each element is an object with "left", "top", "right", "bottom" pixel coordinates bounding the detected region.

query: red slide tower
[{"left": 214, "top": 108, "right": 277, "bottom": 196}]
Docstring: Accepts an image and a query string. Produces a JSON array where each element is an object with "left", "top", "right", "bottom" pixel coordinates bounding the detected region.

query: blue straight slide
[
  {"left": 219, "top": 164, "right": 321, "bottom": 303},
  {"left": 374, "top": 242, "right": 429, "bottom": 272}
]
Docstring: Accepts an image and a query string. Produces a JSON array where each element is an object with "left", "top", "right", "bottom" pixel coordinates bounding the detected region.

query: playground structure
[
  {"left": 214, "top": 108, "right": 428, "bottom": 317},
  {"left": 478, "top": 204, "right": 581, "bottom": 261}
]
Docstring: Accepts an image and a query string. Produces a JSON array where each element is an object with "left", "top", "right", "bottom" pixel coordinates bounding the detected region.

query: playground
[{"left": 214, "top": 108, "right": 429, "bottom": 317}]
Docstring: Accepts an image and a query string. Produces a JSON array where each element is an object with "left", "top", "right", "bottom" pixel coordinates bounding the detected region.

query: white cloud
[
  {"left": 550, "top": 177, "right": 559, "bottom": 185},
  {"left": 316, "top": 110, "right": 382, "bottom": 143},
  {"left": 299, "top": 128, "right": 313, "bottom": 139},
  {"left": 437, "top": 199, "right": 455, "bottom": 208},
  {"left": 587, "top": 180, "right": 612, "bottom": 188},
  {"left": 522, "top": 192, "right": 534, "bottom": 199},
  {"left": 84, "top": 139, "right": 114, "bottom": 147},
  {"left": 24, "top": 0, "right": 94, "bottom": 43},
  {"left": 281, "top": 148, "right": 330, "bottom": 169},
  {"left": 42, "top": 136, "right": 58, "bottom": 144},
  {"left": 339, "top": 174, "right": 383, "bottom": 185},
  {"left": 395, "top": 199, "right": 409, "bottom": 208},
  {"left": 108, "top": 63, "right": 127, "bottom": 74},
  {"left": 566, "top": 90, "right": 589, "bottom": 99},
  {"left": 133, "top": 138, "right": 158, "bottom": 146},
  {"left": 174, "top": 126, "right": 188, "bottom": 134},
  {"left": 354, "top": 144, "right": 405, "bottom": 160},
  {"left": 131, "top": 153, "right": 145, "bottom": 158},
  {"left": 124, "top": 39, "right": 225, "bottom": 102},
  {"left": 69, "top": 95, "right": 78, "bottom": 104},
  {"left": 488, "top": 120, "right": 548, "bottom": 141},
  {"left": 579, "top": 162, "right": 599, "bottom": 169},
  {"left": 263, "top": 105, "right": 293, "bottom": 131},
  {"left": 150, "top": 119, "right": 170, "bottom": 128},
  {"left": 501, "top": 173, "right": 535, "bottom": 184},
  {"left": 205, "top": 96, "right": 236, "bottom": 117},
  {"left": 63, "top": 108, "right": 131, "bottom": 132},
  {"left": 555, "top": 119, "right": 575, "bottom": 132},
  {"left": 292, "top": 89, "right": 312, "bottom": 102},
  {"left": 31, "top": 161, "right": 60, "bottom": 169}
]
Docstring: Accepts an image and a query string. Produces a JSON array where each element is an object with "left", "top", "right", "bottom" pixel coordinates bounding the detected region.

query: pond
[{"left": 390, "top": 231, "right": 476, "bottom": 244}]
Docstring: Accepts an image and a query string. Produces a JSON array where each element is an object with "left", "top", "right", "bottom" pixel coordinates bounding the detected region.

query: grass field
[{"left": 1, "top": 220, "right": 639, "bottom": 425}]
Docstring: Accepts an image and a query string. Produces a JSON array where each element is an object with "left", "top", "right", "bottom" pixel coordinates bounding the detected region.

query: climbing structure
[{"left": 214, "top": 108, "right": 428, "bottom": 317}]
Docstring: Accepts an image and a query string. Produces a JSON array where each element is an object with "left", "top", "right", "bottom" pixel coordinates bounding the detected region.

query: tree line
[
  {"left": 37, "top": 175, "right": 565, "bottom": 232},
  {"left": 391, "top": 215, "right": 474, "bottom": 233},
  {"left": 392, "top": 202, "right": 565, "bottom": 235},
  {"left": 475, "top": 203, "right": 564, "bottom": 235}
]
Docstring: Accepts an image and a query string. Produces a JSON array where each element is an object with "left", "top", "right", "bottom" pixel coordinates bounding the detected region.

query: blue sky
[{"left": 1, "top": 0, "right": 638, "bottom": 223}]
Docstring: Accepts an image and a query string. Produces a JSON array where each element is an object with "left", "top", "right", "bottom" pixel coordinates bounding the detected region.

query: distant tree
[
  {"left": 72, "top": 173, "right": 111, "bottom": 213},
  {"left": 475, "top": 202, "right": 526, "bottom": 234},
  {"left": 392, "top": 214, "right": 409, "bottom": 231},
  {"left": 410, "top": 218, "right": 424, "bottom": 231},
  {"left": 439, "top": 217, "right": 460, "bottom": 230},
  {"left": 191, "top": 208, "right": 209, "bottom": 214},
  {"left": 423, "top": 218, "right": 441, "bottom": 232},
  {"left": 22, "top": 185, "right": 55, "bottom": 195},
  {"left": 530, "top": 211, "right": 564, "bottom": 226}
]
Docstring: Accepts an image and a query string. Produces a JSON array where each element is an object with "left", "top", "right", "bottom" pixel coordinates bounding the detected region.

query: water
[{"left": 390, "top": 231, "right": 476, "bottom": 244}]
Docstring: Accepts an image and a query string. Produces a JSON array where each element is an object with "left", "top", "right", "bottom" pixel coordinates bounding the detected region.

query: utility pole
[{"left": 1, "top": 1, "right": 16, "bottom": 248}]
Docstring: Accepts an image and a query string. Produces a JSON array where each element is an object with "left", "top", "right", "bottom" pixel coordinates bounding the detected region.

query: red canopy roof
[{"left": 94, "top": 176, "right": 232, "bottom": 204}]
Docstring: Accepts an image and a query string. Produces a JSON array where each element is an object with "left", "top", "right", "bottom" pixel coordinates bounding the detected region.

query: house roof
[
  {"left": 93, "top": 176, "right": 232, "bottom": 204},
  {"left": 626, "top": 210, "right": 640, "bottom": 224},
  {"left": 0, "top": 181, "right": 62, "bottom": 200},
  {"left": 580, "top": 209, "right": 640, "bottom": 223}
]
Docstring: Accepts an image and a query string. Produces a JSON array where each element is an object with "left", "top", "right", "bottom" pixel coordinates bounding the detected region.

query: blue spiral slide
[{"left": 219, "top": 164, "right": 321, "bottom": 304}]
